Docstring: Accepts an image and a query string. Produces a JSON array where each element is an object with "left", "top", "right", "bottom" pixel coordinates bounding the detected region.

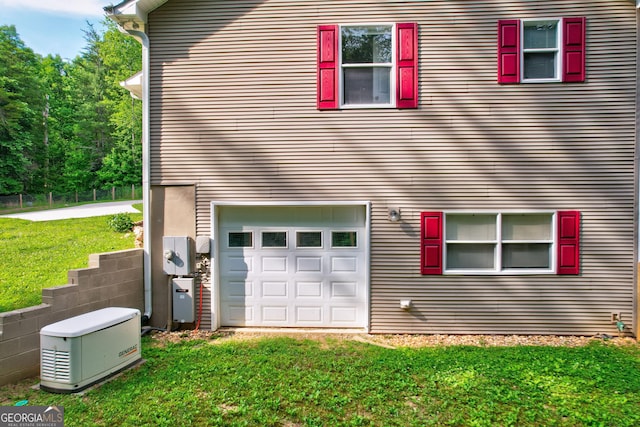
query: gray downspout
[{"left": 126, "top": 30, "right": 152, "bottom": 323}]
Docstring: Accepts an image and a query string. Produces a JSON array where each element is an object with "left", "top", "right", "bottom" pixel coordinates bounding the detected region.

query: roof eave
[{"left": 104, "top": 0, "right": 169, "bottom": 32}]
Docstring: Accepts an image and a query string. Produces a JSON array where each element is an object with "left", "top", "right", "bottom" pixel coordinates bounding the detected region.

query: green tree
[
  {"left": 0, "top": 20, "right": 143, "bottom": 196},
  {"left": 0, "top": 25, "right": 44, "bottom": 195},
  {"left": 97, "top": 20, "right": 142, "bottom": 188},
  {"left": 38, "top": 54, "right": 77, "bottom": 193}
]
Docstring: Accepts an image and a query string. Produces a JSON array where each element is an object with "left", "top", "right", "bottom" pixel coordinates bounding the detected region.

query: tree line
[{"left": 0, "top": 20, "right": 142, "bottom": 196}]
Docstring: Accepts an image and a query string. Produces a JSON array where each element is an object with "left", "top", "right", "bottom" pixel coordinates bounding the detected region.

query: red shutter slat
[
  {"left": 421, "top": 212, "right": 443, "bottom": 275},
  {"left": 497, "top": 20, "right": 520, "bottom": 84},
  {"left": 317, "top": 25, "right": 339, "bottom": 110},
  {"left": 396, "top": 22, "right": 418, "bottom": 109},
  {"left": 562, "top": 17, "right": 586, "bottom": 83},
  {"left": 557, "top": 211, "right": 580, "bottom": 275}
]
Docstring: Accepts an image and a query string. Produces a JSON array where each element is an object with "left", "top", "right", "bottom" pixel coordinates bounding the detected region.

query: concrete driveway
[{"left": 0, "top": 200, "right": 142, "bottom": 221}]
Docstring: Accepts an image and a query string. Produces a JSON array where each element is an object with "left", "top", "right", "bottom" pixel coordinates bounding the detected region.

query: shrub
[{"left": 107, "top": 213, "right": 134, "bottom": 232}]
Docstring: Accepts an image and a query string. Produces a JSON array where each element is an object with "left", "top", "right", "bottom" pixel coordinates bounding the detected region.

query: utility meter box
[
  {"left": 163, "top": 236, "right": 191, "bottom": 275},
  {"left": 173, "top": 278, "right": 195, "bottom": 323},
  {"left": 40, "top": 307, "right": 141, "bottom": 393}
]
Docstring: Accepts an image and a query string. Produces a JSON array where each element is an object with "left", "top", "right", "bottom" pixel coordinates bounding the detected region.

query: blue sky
[{"left": 0, "top": 0, "right": 108, "bottom": 60}]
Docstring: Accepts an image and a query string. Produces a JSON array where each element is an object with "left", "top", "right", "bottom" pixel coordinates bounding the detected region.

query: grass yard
[
  {"left": 1, "top": 334, "right": 639, "bottom": 426},
  {"left": 0, "top": 205, "right": 142, "bottom": 312}
]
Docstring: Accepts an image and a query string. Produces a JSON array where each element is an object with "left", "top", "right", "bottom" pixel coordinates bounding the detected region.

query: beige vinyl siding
[{"left": 148, "top": 0, "right": 636, "bottom": 334}]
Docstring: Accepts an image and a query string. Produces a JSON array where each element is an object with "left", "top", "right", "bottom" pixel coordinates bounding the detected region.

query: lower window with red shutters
[{"left": 421, "top": 211, "right": 580, "bottom": 275}]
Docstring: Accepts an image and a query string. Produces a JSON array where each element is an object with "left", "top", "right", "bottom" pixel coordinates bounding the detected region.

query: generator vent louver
[{"left": 40, "top": 348, "right": 71, "bottom": 381}]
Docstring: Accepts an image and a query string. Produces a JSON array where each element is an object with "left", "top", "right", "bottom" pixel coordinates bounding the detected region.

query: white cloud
[{"left": 0, "top": 0, "right": 106, "bottom": 17}]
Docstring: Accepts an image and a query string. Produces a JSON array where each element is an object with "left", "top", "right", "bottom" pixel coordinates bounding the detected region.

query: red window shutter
[
  {"left": 557, "top": 211, "right": 580, "bottom": 275},
  {"left": 421, "top": 212, "right": 443, "bottom": 275},
  {"left": 317, "top": 25, "right": 339, "bottom": 110},
  {"left": 396, "top": 22, "right": 418, "bottom": 109},
  {"left": 562, "top": 17, "right": 586, "bottom": 83},
  {"left": 497, "top": 20, "right": 520, "bottom": 84}
]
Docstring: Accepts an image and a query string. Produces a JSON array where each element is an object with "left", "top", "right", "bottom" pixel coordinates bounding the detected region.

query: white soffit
[{"left": 105, "top": 0, "right": 169, "bottom": 29}]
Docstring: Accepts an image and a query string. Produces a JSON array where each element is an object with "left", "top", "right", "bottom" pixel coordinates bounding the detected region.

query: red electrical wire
[{"left": 195, "top": 276, "right": 204, "bottom": 331}]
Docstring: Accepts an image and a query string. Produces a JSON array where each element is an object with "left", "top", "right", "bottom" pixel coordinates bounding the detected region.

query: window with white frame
[
  {"left": 341, "top": 25, "right": 393, "bottom": 106},
  {"left": 421, "top": 210, "right": 580, "bottom": 275},
  {"left": 445, "top": 213, "right": 554, "bottom": 273},
  {"left": 316, "top": 23, "right": 418, "bottom": 110},
  {"left": 522, "top": 20, "right": 560, "bottom": 81},
  {"left": 497, "top": 17, "right": 586, "bottom": 84}
]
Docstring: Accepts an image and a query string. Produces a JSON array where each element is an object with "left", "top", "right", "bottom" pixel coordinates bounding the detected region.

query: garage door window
[
  {"left": 297, "top": 231, "right": 322, "bottom": 248},
  {"left": 228, "top": 231, "right": 252, "bottom": 248},
  {"left": 332, "top": 231, "right": 357, "bottom": 247},
  {"left": 262, "top": 231, "right": 287, "bottom": 248}
]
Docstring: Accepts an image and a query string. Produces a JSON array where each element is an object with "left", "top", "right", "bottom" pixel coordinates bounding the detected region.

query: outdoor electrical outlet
[{"left": 611, "top": 312, "right": 622, "bottom": 323}]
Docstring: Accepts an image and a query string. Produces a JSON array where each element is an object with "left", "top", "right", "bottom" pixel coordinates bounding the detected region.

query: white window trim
[
  {"left": 339, "top": 23, "right": 396, "bottom": 109},
  {"left": 443, "top": 210, "right": 557, "bottom": 275},
  {"left": 521, "top": 18, "right": 563, "bottom": 83}
]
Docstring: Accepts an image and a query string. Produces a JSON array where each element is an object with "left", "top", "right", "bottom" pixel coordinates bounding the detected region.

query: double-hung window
[
  {"left": 317, "top": 23, "right": 418, "bottom": 109},
  {"left": 498, "top": 17, "right": 586, "bottom": 83},
  {"left": 341, "top": 25, "right": 393, "bottom": 106},
  {"left": 421, "top": 211, "right": 580, "bottom": 275},
  {"left": 522, "top": 20, "right": 560, "bottom": 81}
]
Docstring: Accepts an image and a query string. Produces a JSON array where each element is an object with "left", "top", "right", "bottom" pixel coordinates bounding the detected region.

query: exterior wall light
[{"left": 388, "top": 208, "right": 401, "bottom": 222}]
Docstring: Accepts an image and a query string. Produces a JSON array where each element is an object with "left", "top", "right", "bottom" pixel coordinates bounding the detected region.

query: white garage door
[{"left": 218, "top": 205, "right": 367, "bottom": 328}]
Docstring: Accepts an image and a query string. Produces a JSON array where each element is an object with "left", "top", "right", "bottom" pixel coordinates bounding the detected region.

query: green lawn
[
  {"left": 0, "top": 205, "right": 142, "bottom": 312},
  {"left": 1, "top": 335, "right": 639, "bottom": 426}
]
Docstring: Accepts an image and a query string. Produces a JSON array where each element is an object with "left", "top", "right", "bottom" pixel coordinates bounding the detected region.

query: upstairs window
[
  {"left": 498, "top": 17, "right": 585, "bottom": 84},
  {"left": 522, "top": 20, "right": 560, "bottom": 81},
  {"left": 342, "top": 25, "right": 393, "bottom": 105},
  {"left": 318, "top": 23, "right": 418, "bottom": 109}
]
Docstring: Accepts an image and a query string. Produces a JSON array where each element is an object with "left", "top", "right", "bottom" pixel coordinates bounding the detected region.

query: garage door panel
[
  {"left": 330, "top": 306, "right": 358, "bottom": 323},
  {"left": 330, "top": 256, "right": 358, "bottom": 272},
  {"left": 296, "top": 306, "right": 323, "bottom": 323},
  {"left": 262, "top": 306, "right": 288, "bottom": 322},
  {"left": 224, "top": 280, "right": 253, "bottom": 298},
  {"left": 296, "top": 281, "right": 323, "bottom": 298},
  {"left": 262, "top": 256, "right": 288, "bottom": 273},
  {"left": 226, "top": 305, "right": 254, "bottom": 323},
  {"left": 224, "top": 256, "right": 252, "bottom": 274},
  {"left": 296, "top": 257, "right": 323, "bottom": 272},
  {"left": 331, "top": 282, "right": 358, "bottom": 298},
  {"left": 261, "top": 281, "right": 288, "bottom": 297}
]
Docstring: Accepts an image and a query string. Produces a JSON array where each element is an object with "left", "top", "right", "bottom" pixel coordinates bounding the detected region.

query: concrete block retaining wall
[{"left": 0, "top": 249, "right": 143, "bottom": 386}]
